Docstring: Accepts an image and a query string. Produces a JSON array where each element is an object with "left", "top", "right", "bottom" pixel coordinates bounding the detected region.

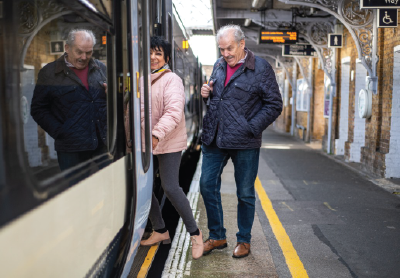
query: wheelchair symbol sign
[{"left": 378, "top": 9, "right": 398, "bottom": 28}]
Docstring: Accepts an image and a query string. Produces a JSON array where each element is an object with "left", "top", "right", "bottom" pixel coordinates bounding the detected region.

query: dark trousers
[{"left": 149, "top": 152, "right": 198, "bottom": 234}]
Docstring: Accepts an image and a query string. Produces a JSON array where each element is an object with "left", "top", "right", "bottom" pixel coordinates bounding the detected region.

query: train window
[
  {"left": 2, "top": 1, "right": 114, "bottom": 186},
  {"left": 174, "top": 45, "right": 184, "bottom": 76}
]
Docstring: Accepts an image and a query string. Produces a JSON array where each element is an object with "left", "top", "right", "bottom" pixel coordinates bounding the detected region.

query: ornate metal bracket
[
  {"left": 275, "top": 56, "right": 295, "bottom": 88},
  {"left": 294, "top": 57, "right": 312, "bottom": 89},
  {"left": 279, "top": 0, "right": 379, "bottom": 93},
  {"left": 18, "top": 0, "right": 73, "bottom": 68},
  {"left": 296, "top": 21, "right": 335, "bottom": 84}
]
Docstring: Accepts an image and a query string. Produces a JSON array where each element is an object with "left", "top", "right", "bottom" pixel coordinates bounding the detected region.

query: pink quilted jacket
[{"left": 150, "top": 70, "right": 187, "bottom": 155}]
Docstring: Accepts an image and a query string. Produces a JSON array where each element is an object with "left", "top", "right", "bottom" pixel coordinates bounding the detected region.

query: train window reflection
[
  {"left": 14, "top": 2, "right": 112, "bottom": 183},
  {"left": 82, "top": 0, "right": 112, "bottom": 19}
]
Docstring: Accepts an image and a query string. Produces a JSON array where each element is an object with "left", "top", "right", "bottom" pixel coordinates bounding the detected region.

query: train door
[
  {"left": 0, "top": 0, "right": 153, "bottom": 277},
  {"left": 118, "top": 0, "right": 154, "bottom": 275}
]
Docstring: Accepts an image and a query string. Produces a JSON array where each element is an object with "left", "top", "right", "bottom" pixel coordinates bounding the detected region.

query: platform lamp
[
  {"left": 334, "top": 21, "right": 343, "bottom": 34},
  {"left": 182, "top": 40, "right": 189, "bottom": 51},
  {"left": 244, "top": 19, "right": 252, "bottom": 27}
]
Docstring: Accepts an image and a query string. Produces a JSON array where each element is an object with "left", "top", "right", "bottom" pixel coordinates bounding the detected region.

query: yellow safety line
[
  {"left": 324, "top": 202, "right": 337, "bottom": 211},
  {"left": 255, "top": 176, "right": 309, "bottom": 278},
  {"left": 137, "top": 244, "right": 159, "bottom": 278}
]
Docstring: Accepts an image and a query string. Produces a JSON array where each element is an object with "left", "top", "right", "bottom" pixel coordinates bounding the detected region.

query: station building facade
[{"left": 273, "top": 21, "right": 400, "bottom": 179}]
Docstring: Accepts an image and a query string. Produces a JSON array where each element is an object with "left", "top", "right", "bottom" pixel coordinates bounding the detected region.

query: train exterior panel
[
  {"left": 0, "top": 0, "right": 155, "bottom": 276},
  {"left": 0, "top": 158, "right": 128, "bottom": 277}
]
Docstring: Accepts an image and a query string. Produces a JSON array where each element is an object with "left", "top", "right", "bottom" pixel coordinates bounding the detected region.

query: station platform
[{"left": 146, "top": 128, "right": 400, "bottom": 278}]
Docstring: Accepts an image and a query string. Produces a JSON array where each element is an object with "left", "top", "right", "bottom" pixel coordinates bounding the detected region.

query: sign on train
[
  {"left": 282, "top": 44, "right": 317, "bottom": 57},
  {"left": 378, "top": 9, "right": 398, "bottom": 27},
  {"left": 360, "top": 0, "right": 400, "bottom": 9}
]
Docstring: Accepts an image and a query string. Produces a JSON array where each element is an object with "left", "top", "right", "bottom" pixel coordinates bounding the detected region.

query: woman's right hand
[{"left": 152, "top": 135, "right": 159, "bottom": 149}]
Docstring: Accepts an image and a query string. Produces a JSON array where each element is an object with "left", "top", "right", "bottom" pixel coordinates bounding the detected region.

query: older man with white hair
[
  {"left": 200, "top": 24, "right": 282, "bottom": 258},
  {"left": 31, "top": 29, "right": 108, "bottom": 172}
]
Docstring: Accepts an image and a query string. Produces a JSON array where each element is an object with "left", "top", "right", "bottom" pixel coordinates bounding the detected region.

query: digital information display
[
  {"left": 360, "top": 0, "right": 400, "bottom": 9},
  {"left": 282, "top": 44, "right": 317, "bottom": 57},
  {"left": 259, "top": 30, "right": 298, "bottom": 44}
]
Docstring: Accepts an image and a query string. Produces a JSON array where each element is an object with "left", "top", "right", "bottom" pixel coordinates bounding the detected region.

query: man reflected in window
[{"left": 31, "top": 29, "right": 108, "bottom": 172}]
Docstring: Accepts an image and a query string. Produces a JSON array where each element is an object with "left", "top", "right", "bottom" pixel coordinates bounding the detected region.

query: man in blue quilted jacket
[
  {"left": 200, "top": 24, "right": 282, "bottom": 258},
  {"left": 31, "top": 29, "right": 107, "bottom": 172}
]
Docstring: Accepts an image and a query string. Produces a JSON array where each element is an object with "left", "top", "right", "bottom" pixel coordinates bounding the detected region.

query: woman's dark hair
[{"left": 150, "top": 36, "right": 172, "bottom": 64}]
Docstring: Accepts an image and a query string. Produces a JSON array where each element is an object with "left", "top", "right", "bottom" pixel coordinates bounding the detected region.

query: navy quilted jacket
[
  {"left": 31, "top": 55, "right": 107, "bottom": 152},
  {"left": 202, "top": 49, "right": 282, "bottom": 149}
]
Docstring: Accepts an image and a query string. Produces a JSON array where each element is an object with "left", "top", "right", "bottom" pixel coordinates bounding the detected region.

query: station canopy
[{"left": 211, "top": 0, "right": 337, "bottom": 66}]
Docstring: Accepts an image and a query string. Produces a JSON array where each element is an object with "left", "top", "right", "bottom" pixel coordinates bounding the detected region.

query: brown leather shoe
[
  {"left": 232, "top": 242, "right": 250, "bottom": 258},
  {"left": 203, "top": 238, "right": 227, "bottom": 255}
]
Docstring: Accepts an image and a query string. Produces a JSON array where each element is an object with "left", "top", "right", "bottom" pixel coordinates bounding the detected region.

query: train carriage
[{"left": 0, "top": 0, "right": 204, "bottom": 277}]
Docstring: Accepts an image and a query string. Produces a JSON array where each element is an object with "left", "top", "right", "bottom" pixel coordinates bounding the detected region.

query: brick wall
[{"left": 312, "top": 62, "right": 325, "bottom": 140}]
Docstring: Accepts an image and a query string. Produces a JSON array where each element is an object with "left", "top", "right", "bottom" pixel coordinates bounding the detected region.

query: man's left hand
[{"left": 104, "top": 83, "right": 107, "bottom": 94}]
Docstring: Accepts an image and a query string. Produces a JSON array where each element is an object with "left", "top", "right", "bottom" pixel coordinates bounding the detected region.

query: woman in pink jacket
[{"left": 140, "top": 36, "right": 203, "bottom": 259}]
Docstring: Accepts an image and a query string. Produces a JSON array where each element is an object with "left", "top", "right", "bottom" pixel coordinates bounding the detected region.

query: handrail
[{"left": 141, "top": 0, "right": 151, "bottom": 173}]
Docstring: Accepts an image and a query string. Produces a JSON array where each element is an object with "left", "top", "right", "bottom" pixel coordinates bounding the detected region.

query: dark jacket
[
  {"left": 202, "top": 49, "right": 282, "bottom": 149},
  {"left": 31, "top": 55, "right": 107, "bottom": 152}
]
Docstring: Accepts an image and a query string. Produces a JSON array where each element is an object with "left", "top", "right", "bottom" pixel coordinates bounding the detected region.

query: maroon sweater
[
  {"left": 224, "top": 63, "right": 243, "bottom": 87},
  {"left": 72, "top": 66, "right": 89, "bottom": 90}
]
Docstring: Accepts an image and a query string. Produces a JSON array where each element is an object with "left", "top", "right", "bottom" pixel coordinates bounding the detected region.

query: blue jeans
[{"left": 200, "top": 144, "right": 260, "bottom": 244}]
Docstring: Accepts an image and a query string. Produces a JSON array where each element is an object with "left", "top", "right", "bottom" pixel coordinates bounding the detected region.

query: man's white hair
[
  {"left": 66, "top": 29, "right": 96, "bottom": 46},
  {"left": 216, "top": 24, "right": 245, "bottom": 44}
]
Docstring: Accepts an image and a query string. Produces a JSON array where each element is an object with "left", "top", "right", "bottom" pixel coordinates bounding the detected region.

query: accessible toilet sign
[
  {"left": 378, "top": 9, "right": 398, "bottom": 27},
  {"left": 361, "top": 0, "right": 400, "bottom": 9}
]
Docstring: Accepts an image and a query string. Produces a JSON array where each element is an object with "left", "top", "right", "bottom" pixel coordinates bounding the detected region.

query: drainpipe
[
  {"left": 327, "top": 48, "right": 337, "bottom": 154},
  {"left": 306, "top": 58, "right": 313, "bottom": 143},
  {"left": 291, "top": 61, "right": 297, "bottom": 136}
]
